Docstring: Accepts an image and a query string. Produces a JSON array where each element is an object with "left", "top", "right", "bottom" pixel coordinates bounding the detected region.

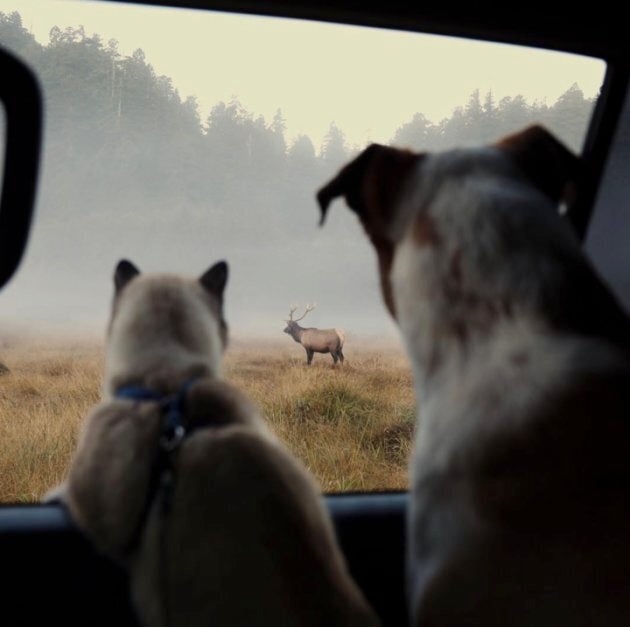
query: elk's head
[{"left": 283, "top": 304, "right": 316, "bottom": 334}]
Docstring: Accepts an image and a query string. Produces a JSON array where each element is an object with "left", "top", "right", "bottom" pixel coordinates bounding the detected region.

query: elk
[{"left": 283, "top": 304, "right": 345, "bottom": 366}]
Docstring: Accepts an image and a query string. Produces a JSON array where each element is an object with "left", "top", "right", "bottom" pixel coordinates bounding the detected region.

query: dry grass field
[{"left": 0, "top": 334, "right": 415, "bottom": 502}]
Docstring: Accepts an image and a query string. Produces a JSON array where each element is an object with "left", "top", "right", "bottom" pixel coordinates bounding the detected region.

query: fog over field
[
  {"left": 0, "top": 6, "right": 604, "bottom": 342},
  {"left": 1, "top": 196, "right": 393, "bottom": 339}
]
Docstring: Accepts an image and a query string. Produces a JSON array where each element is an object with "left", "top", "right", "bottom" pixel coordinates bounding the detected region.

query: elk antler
[
  {"left": 294, "top": 303, "right": 316, "bottom": 322},
  {"left": 286, "top": 304, "right": 298, "bottom": 322}
]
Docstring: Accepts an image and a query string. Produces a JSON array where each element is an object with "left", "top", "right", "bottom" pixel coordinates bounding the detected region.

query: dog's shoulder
[
  {"left": 414, "top": 329, "right": 630, "bottom": 475},
  {"left": 132, "top": 386, "right": 380, "bottom": 627},
  {"left": 64, "top": 399, "right": 162, "bottom": 559},
  {"left": 186, "top": 377, "right": 267, "bottom": 432}
]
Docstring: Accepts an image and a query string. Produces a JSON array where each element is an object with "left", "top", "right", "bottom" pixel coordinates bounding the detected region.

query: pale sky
[{"left": 1, "top": 0, "right": 606, "bottom": 148}]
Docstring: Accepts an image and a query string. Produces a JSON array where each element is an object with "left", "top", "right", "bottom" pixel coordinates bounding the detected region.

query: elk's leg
[
  {"left": 338, "top": 349, "right": 345, "bottom": 364},
  {"left": 331, "top": 351, "right": 338, "bottom": 365},
  {"left": 306, "top": 348, "right": 314, "bottom": 365}
]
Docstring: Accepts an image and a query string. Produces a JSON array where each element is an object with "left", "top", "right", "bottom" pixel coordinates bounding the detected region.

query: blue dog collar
[{"left": 115, "top": 379, "right": 198, "bottom": 450}]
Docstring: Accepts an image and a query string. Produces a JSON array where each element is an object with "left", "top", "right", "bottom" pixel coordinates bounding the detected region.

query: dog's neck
[
  {"left": 394, "top": 266, "right": 493, "bottom": 399},
  {"left": 103, "top": 325, "right": 224, "bottom": 399},
  {"left": 104, "top": 348, "right": 218, "bottom": 399},
  {"left": 389, "top": 156, "right": 573, "bottom": 397}
]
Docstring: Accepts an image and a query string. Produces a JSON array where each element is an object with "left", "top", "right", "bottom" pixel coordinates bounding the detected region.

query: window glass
[{"left": 0, "top": 1, "right": 606, "bottom": 501}]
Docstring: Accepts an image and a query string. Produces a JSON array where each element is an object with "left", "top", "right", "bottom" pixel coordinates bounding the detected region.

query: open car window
[{"left": 0, "top": 1, "right": 606, "bottom": 501}]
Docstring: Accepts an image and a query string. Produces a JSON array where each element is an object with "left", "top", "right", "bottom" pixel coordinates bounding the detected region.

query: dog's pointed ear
[
  {"left": 316, "top": 144, "right": 421, "bottom": 237},
  {"left": 114, "top": 259, "right": 140, "bottom": 294},
  {"left": 495, "top": 125, "right": 580, "bottom": 205},
  {"left": 200, "top": 261, "right": 228, "bottom": 300}
]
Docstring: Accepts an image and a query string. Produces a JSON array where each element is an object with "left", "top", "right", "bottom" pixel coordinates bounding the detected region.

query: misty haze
[{"left": 0, "top": 10, "right": 601, "bottom": 343}]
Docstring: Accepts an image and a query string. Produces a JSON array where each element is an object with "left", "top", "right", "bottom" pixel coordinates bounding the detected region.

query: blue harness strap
[
  {"left": 116, "top": 378, "right": 198, "bottom": 450},
  {"left": 114, "top": 378, "right": 199, "bottom": 546},
  {"left": 115, "top": 386, "right": 163, "bottom": 402},
  {"left": 115, "top": 378, "right": 199, "bottom": 624}
]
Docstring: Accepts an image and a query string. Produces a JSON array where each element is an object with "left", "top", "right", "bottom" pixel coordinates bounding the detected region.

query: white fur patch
[{"left": 390, "top": 146, "right": 581, "bottom": 389}]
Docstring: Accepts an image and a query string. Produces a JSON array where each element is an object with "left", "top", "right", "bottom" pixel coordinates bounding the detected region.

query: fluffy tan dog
[
  {"left": 52, "top": 260, "right": 380, "bottom": 627},
  {"left": 318, "top": 126, "right": 630, "bottom": 626}
]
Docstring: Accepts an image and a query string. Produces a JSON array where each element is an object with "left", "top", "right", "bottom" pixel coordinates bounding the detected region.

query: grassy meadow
[{"left": 0, "top": 334, "right": 416, "bottom": 502}]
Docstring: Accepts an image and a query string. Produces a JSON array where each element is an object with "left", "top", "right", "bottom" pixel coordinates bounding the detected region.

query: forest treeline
[
  {"left": 1, "top": 10, "right": 595, "bottom": 221},
  {"left": 0, "top": 10, "right": 598, "bottom": 332}
]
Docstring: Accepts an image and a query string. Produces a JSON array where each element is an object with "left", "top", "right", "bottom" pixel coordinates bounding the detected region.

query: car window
[{"left": 0, "top": 1, "right": 606, "bottom": 501}]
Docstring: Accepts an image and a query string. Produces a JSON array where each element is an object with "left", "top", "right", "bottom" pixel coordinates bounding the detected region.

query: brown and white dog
[
  {"left": 318, "top": 126, "right": 630, "bottom": 626},
  {"left": 51, "top": 260, "right": 379, "bottom": 627}
]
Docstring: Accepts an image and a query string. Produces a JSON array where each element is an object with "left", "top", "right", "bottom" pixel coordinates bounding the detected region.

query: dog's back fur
[
  {"left": 318, "top": 126, "right": 630, "bottom": 626},
  {"left": 55, "top": 260, "right": 380, "bottom": 627},
  {"left": 128, "top": 379, "right": 375, "bottom": 627}
]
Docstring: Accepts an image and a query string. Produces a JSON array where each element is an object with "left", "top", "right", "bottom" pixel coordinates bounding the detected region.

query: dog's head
[
  {"left": 317, "top": 125, "right": 579, "bottom": 324},
  {"left": 105, "top": 260, "right": 229, "bottom": 392}
]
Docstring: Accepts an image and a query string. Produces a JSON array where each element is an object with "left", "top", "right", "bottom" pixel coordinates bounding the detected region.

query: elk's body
[{"left": 283, "top": 305, "right": 345, "bottom": 365}]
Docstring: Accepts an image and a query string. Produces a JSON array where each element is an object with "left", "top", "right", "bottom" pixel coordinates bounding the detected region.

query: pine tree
[
  {"left": 392, "top": 113, "right": 436, "bottom": 150},
  {"left": 321, "top": 122, "right": 348, "bottom": 169}
]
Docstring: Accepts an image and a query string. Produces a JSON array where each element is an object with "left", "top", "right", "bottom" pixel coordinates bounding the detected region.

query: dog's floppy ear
[
  {"left": 317, "top": 144, "right": 385, "bottom": 225},
  {"left": 317, "top": 145, "right": 420, "bottom": 321},
  {"left": 495, "top": 125, "right": 579, "bottom": 205},
  {"left": 114, "top": 259, "right": 140, "bottom": 294},
  {"left": 200, "top": 261, "right": 228, "bottom": 300},
  {"left": 317, "top": 143, "right": 421, "bottom": 237}
]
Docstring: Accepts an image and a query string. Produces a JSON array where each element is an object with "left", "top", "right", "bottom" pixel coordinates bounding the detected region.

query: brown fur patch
[
  {"left": 511, "top": 351, "right": 529, "bottom": 367},
  {"left": 495, "top": 125, "right": 578, "bottom": 204},
  {"left": 413, "top": 213, "right": 441, "bottom": 248},
  {"left": 448, "top": 249, "right": 462, "bottom": 285},
  {"left": 317, "top": 145, "right": 422, "bottom": 321},
  {"left": 361, "top": 147, "right": 421, "bottom": 240},
  {"left": 317, "top": 144, "right": 421, "bottom": 233},
  {"left": 375, "top": 240, "right": 396, "bottom": 318},
  {"left": 360, "top": 148, "right": 421, "bottom": 320}
]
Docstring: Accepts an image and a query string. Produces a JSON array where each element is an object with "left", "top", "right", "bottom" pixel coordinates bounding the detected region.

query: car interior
[{"left": 0, "top": 3, "right": 628, "bottom": 626}]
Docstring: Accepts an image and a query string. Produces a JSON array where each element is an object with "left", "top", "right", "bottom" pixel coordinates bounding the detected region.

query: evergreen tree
[
  {"left": 392, "top": 112, "right": 437, "bottom": 150},
  {"left": 320, "top": 122, "right": 349, "bottom": 169},
  {"left": 544, "top": 83, "right": 593, "bottom": 152},
  {"left": 288, "top": 134, "right": 317, "bottom": 172},
  {"left": 0, "top": 11, "right": 41, "bottom": 64}
]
